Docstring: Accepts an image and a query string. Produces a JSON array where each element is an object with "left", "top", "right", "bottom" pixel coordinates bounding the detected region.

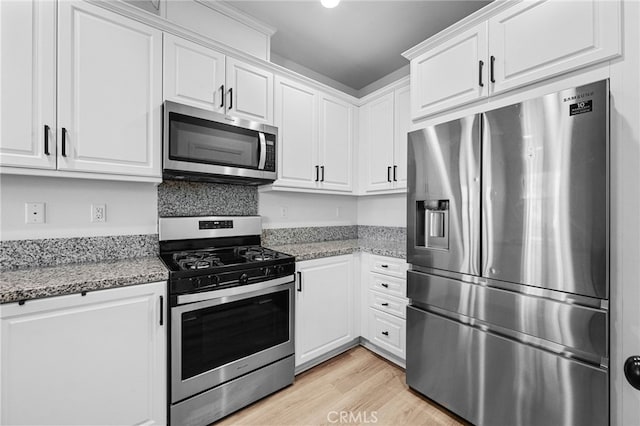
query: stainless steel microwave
[{"left": 163, "top": 101, "right": 277, "bottom": 184}]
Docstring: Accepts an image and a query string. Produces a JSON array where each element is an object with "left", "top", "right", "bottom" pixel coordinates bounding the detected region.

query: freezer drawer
[
  {"left": 407, "top": 270, "right": 608, "bottom": 363},
  {"left": 406, "top": 306, "right": 608, "bottom": 426}
]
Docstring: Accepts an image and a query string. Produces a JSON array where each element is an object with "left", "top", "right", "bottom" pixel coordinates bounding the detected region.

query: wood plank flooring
[{"left": 216, "top": 346, "right": 467, "bottom": 426}]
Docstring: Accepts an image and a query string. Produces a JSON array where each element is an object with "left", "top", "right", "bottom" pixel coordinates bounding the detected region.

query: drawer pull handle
[
  {"left": 381, "top": 302, "right": 389, "bottom": 306},
  {"left": 380, "top": 264, "right": 389, "bottom": 268},
  {"left": 381, "top": 331, "right": 389, "bottom": 336},
  {"left": 381, "top": 283, "right": 389, "bottom": 288}
]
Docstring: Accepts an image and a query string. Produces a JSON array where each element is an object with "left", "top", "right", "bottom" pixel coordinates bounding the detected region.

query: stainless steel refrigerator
[{"left": 406, "top": 80, "right": 609, "bottom": 426}]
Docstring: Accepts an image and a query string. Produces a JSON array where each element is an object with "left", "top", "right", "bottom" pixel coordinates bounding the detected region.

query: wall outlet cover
[
  {"left": 92, "top": 204, "right": 106, "bottom": 223},
  {"left": 25, "top": 202, "right": 46, "bottom": 224}
]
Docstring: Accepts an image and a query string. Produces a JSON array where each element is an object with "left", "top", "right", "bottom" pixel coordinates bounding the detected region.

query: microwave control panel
[{"left": 264, "top": 140, "right": 276, "bottom": 172}]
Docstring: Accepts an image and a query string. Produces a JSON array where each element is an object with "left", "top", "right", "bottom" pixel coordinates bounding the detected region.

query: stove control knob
[
  {"left": 262, "top": 267, "right": 272, "bottom": 276},
  {"left": 274, "top": 265, "right": 284, "bottom": 274},
  {"left": 192, "top": 277, "right": 202, "bottom": 288},
  {"left": 209, "top": 275, "right": 220, "bottom": 286},
  {"left": 239, "top": 273, "right": 248, "bottom": 285}
]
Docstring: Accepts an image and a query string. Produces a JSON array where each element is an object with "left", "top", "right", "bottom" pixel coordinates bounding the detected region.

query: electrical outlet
[
  {"left": 92, "top": 204, "right": 106, "bottom": 223},
  {"left": 280, "top": 207, "right": 287, "bottom": 217},
  {"left": 336, "top": 207, "right": 341, "bottom": 217},
  {"left": 25, "top": 202, "right": 45, "bottom": 224}
]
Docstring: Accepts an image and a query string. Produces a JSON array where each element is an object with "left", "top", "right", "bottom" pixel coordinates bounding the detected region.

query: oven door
[
  {"left": 170, "top": 277, "right": 294, "bottom": 404},
  {"left": 163, "top": 101, "right": 277, "bottom": 183}
]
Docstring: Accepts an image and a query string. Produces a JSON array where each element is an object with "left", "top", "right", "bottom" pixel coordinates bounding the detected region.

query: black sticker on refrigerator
[{"left": 569, "top": 100, "right": 592, "bottom": 116}]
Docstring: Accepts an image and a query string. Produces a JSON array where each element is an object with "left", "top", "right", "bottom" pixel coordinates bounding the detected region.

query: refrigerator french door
[{"left": 406, "top": 80, "right": 609, "bottom": 426}]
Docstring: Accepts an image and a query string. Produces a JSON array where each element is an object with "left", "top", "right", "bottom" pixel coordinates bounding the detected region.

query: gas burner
[
  {"left": 173, "top": 251, "right": 223, "bottom": 271},
  {"left": 240, "top": 247, "right": 279, "bottom": 262}
]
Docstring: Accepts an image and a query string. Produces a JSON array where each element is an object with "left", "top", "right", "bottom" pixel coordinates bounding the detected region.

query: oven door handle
[
  {"left": 176, "top": 274, "right": 294, "bottom": 306},
  {"left": 257, "top": 132, "right": 267, "bottom": 170}
]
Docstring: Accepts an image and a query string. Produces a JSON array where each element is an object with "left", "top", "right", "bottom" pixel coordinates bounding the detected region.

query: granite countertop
[
  {"left": 0, "top": 256, "right": 169, "bottom": 304},
  {"left": 266, "top": 238, "right": 406, "bottom": 262}
]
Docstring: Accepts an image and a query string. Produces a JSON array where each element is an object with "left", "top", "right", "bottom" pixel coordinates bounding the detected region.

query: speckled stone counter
[
  {"left": 266, "top": 238, "right": 405, "bottom": 262},
  {"left": 0, "top": 257, "right": 168, "bottom": 304}
]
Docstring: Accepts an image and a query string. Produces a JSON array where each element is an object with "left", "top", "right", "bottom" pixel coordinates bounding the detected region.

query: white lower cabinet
[
  {"left": 295, "top": 255, "right": 356, "bottom": 369},
  {"left": 361, "top": 253, "right": 408, "bottom": 363},
  {"left": 0, "top": 282, "right": 166, "bottom": 426}
]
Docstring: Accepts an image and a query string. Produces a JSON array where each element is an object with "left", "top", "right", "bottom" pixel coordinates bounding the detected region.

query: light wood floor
[{"left": 216, "top": 346, "right": 467, "bottom": 426}]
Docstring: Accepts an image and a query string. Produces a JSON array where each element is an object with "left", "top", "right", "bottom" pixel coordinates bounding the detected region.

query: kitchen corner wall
[{"left": 0, "top": 175, "right": 157, "bottom": 241}]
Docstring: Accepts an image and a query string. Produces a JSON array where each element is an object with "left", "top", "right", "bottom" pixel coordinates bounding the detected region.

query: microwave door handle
[{"left": 258, "top": 132, "right": 267, "bottom": 170}]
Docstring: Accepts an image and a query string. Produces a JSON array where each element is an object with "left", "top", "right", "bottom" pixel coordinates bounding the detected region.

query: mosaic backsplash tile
[
  {"left": 357, "top": 225, "right": 406, "bottom": 242},
  {"left": 158, "top": 180, "right": 258, "bottom": 217},
  {"left": 0, "top": 234, "right": 159, "bottom": 271}
]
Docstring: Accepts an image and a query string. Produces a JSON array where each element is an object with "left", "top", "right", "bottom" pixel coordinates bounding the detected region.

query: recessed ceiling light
[{"left": 321, "top": 0, "right": 340, "bottom": 8}]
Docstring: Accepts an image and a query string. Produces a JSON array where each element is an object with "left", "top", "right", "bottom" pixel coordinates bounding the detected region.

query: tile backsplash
[{"left": 158, "top": 180, "right": 258, "bottom": 217}]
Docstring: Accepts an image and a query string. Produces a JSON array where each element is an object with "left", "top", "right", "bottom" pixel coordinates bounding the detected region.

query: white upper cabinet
[
  {"left": 57, "top": 1, "right": 162, "bottom": 177},
  {"left": 274, "top": 76, "right": 319, "bottom": 189},
  {"left": 0, "top": 0, "right": 56, "bottom": 170},
  {"left": 360, "top": 82, "right": 410, "bottom": 193},
  {"left": 163, "top": 35, "right": 274, "bottom": 124},
  {"left": 318, "top": 93, "right": 353, "bottom": 192},
  {"left": 405, "top": 0, "right": 621, "bottom": 120},
  {"left": 226, "top": 57, "right": 274, "bottom": 124},
  {"left": 488, "top": 0, "right": 621, "bottom": 94},
  {"left": 1, "top": 0, "right": 163, "bottom": 181},
  {"left": 163, "top": 33, "right": 226, "bottom": 113},
  {"left": 410, "top": 23, "right": 488, "bottom": 120},
  {"left": 271, "top": 77, "right": 354, "bottom": 193},
  {"left": 393, "top": 84, "right": 410, "bottom": 190}
]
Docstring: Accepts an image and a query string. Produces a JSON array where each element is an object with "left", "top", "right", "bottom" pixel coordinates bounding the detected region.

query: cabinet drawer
[
  {"left": 369, "top": 272, "right": 406, "bottom": 298},
  {"left": 369, "top": 290, "right": 407, "bottom": 319},
  {"left": 370, "top": 255, "right": 407, "bottom": 278},
  {"left": 368, "top": 308, "right": 405, "bottom": 359}
]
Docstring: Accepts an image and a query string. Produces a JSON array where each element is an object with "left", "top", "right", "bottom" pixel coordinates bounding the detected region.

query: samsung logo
[{"left": 563, "top": 91, "right": 594, "bottom": 102}]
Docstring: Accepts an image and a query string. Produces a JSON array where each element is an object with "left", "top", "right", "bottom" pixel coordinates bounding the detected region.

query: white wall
[
  {"left": 357, "top": 193, "right": 406, "bottom": 227},
  {"left": 258, "top": 191, "right": 357, "bottom": 228},
  {"left": 0, "top": 175, "right": 158, "bottom": 240}
]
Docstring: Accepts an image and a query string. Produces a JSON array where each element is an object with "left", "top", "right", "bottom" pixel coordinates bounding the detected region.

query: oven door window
[
  {"left": 169, "top": 112, "right": 260, "bottom": 169},
  {"left": 181, "top": 289, "right": 290, "bottom": 380}
]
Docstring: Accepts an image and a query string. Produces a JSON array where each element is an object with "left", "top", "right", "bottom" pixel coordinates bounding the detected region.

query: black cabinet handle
[
  {"left": 381, "top": 283, "right": 389, "bottom": 288},
  {"left": 381, "top": 331, "right": 389, "bottom": 336},
  {"left": 381, "top": 302, "right": 389, "bottom": 306},
  {"left": 297, "top": 271, "right": 302, "bottom": 292},
  {"left": 387, "top": 166, "right": 391, "bottom": 182},
  {"left": 479, "top": 60, "right": 484, "bottom": 87},
  {"left": 381, "top": 264, "right": 389, "bottom": 268},
  {"left": 44, "top": 125, "right": 50, "bottom": 155},
  {"left": 229, "top": 87, "right": 233, "bottom": 110},
  {"left": 220, "top": 85, "right": 224, "bottom": 108},
  {"left": 490, "top": 56, "right": 496, "bottom": 83},
  {"left": 625, "top": 356, "right": 640, "bottom": 390},
  {"left": 393, "top": 165, "right": 397, "bottom": 181},
  {"left": 320, "top": 165, "right": 325, "bottom": 182},
  {"left": 315, "top": 165, "right": 319, "bottom": 182},
  {"left": 159, "top": 296, "right": 164, "bottom": 326},
  {"left": 61, "top": 127, "right": 67, "bottom": 157}
]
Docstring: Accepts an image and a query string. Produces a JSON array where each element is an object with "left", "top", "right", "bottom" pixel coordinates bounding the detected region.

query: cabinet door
[
  {"left": 163, "top": 33, "right": 225, "bottom": 113},
  {"left": 57, "top": 1, "right": 162, "bottom": 177},
  {"left": 410, "top": 22, "right": 488, "bottom": 120},
  {"left": 363, "top": 92, "right": 394, "bottom": 192},
  {"left": 0, "top": 0, "right": 56, "bottom": 169},
  {"left": 393, "top": 85, "right": 411, "bottom": 190},
  {"left": 489, "top": 0, "right": 621, "bottom": 94},
  {"left": 274, "top": 76, "right": 319, "bottom": 189},
  {"left": 226, "top": 57, "right": 273, "bottom": 124},
  {"left": 295, "top": 256, "right": 354, "bottom": 367},
  {"left": 318, "top": 94, "right": 353, "bottom": 192},
  {"left": 0, "top": 282, "right": 166, "bottom": 426}
]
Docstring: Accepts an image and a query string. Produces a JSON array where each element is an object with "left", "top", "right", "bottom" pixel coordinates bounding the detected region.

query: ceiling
[{"left": 224, "top": 0, "right": 491, "bottom": 95}]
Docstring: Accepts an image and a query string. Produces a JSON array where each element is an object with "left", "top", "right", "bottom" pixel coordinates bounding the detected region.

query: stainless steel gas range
[{"left": 159, "top": 216, "right": 295, "bottom": 426}]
